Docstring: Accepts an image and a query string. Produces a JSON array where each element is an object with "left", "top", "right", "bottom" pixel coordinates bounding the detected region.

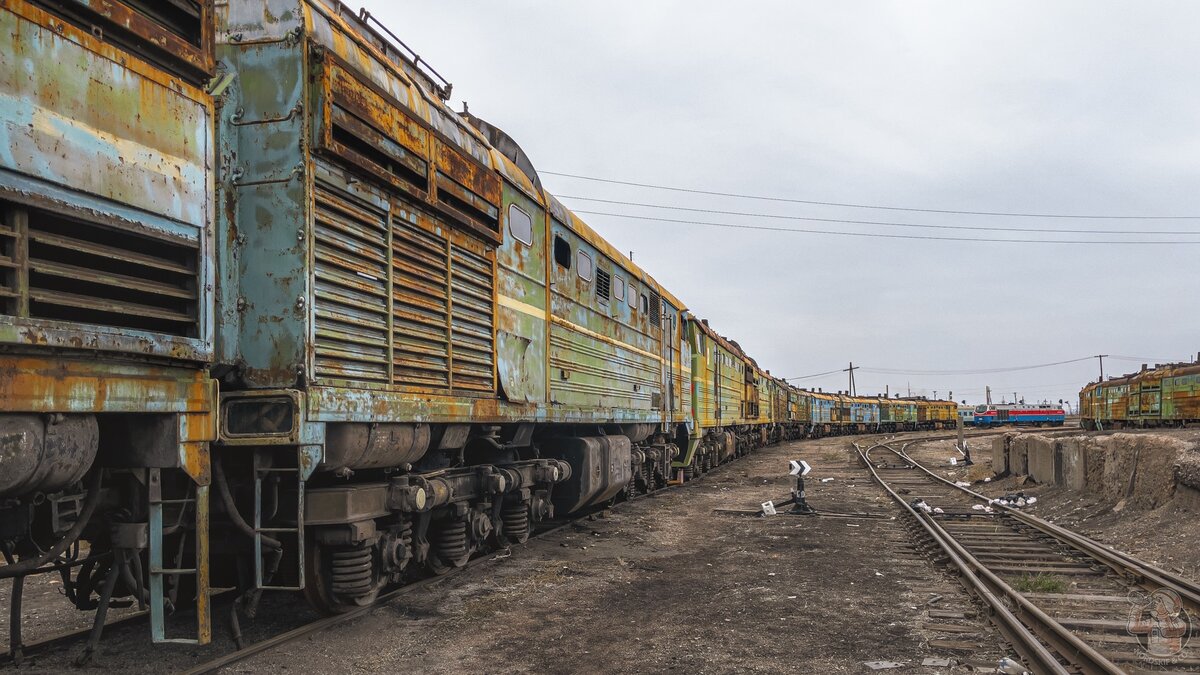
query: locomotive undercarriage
[
  {"left": 0, "top": 410, "right": 212, "bottom": 658},
  {"left": 211, "top": 418, "right": 693, "bottom": 617}
]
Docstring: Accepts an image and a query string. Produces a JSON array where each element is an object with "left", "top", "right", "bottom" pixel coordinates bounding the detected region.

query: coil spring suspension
[
  {"left": 501, "top": 502, "right": 530, "bottom": 544},
  {"left": 330, "top": 545, "right": 375, "bottom": 598},
  {"left": 435, "top": 519, "right": 469, "bottom": 568}
]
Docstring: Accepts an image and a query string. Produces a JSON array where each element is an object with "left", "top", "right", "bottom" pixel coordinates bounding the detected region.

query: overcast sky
[{"left": 366, "top": 1, "right": 1199, "bottom": 408}]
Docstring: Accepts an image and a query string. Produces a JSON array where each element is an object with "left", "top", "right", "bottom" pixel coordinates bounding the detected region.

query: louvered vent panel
[
  {"left": 313, "top": 184, "right": 390, "bottom": 383},
  {"left": 649, "top": 289, "right": 661, "bottom": 326},
  {"left": 449, "top": 243, "right": 495, "bottom": 393},
  {"left": 23, "top": 206, "right": 198, "bottom": 337},
  {"left": 595, "top": 268, "right": 611, "bottom": 303},
  {"left": 0, "top": 218, "right": 18, "bottom": 316},
  {"left": 391, "top": 215, "right": 451, "bottom": 390}
]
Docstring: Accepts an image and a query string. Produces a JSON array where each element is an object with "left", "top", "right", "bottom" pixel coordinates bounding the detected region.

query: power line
[
  {"left": 544, "top": 170, "right": 1200, "bottom": 220},
  {"left": 783, "top": 368, "right": 848, "bottom": 381},
  {"left": 860, "top": 357, "right": 1096, "bottom": 375},
  {"left": 558, "top": 195, "right": 1200, "bottom": 236},
  {"left": 572, "top": 210, "right": 1200, "bottom": 245}
]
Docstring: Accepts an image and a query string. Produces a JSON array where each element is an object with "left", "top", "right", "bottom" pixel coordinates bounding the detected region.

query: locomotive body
[
  {"left": 1081, "top": 362, "right": 1200, "bottom": 430},
  {"left": 0, "top": 0, "right": 218, "bottom": 644}
]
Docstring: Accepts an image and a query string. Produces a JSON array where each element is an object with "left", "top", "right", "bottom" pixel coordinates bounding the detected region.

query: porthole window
[
  {"left": 553, "top": 235, "right": 571, "bottom": 269},
  {"left": 508, "top": 204, "right": 533, "bottom": 246},
  {"left": 577, "top": 251, "right": 594, "bottom": 282}
]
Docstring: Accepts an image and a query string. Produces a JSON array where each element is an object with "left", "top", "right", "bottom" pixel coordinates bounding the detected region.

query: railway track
[{"left": 857, "top": 437, "right": 1200, "bottom": 674}]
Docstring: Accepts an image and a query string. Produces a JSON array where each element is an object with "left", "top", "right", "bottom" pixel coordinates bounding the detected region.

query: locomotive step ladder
[
  {"left": 147, "top": 468, "right": 211, "bottom": 644},
  {"left": 252, "top": 452, "right": 305, "bottom": 591}
]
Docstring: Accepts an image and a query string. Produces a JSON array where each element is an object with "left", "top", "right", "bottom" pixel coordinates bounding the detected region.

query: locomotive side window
[
  {"left": 614, "top": 276, "right": 626, "bottom": 305},
  {"left": 577, "top": 251, "right": 594, "bottom": 282},
  {"left": 640, "top": 293, "right": 649, "bottom": 314},
  {"left": 553, "top": 235, "right": 571, "bottom": 269},
  {"left": 508, "top": 204, "right": 533, "bottom": 246},
  {"left": 628, "top": 283, "right": 638, "bottom": 308}
]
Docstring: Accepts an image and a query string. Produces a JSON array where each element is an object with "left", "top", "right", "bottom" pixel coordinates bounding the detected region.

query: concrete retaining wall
[{"left": 991, "top": 431, "right": 1197, "bottom": 509}]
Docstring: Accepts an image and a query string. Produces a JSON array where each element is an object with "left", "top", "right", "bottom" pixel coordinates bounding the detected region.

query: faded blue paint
[{"left": 215, "top": 35, "right": 310, "bottom": 385}]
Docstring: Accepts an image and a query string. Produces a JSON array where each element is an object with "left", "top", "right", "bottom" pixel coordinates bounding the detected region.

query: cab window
[{"left": 508, "top": 204, "right": 533, "bottom": 245}]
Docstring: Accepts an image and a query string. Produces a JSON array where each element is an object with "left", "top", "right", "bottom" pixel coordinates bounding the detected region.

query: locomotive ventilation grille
[
  {"left": 0, "top": 202, "right": 200, "bottom": 338},
  {"left": 313, "top": 180, "right": 495, "bottom": 393}
]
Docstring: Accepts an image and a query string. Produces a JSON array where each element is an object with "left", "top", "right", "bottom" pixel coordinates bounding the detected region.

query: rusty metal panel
[
  {"left": 448, "top": 234, "right": 496, "bottom": 393},
  {"left": 1, "top": 2, "right": 211, "bottom": 231},
  {"left": 391, "top": 204, "right": 451, "bottom": 389},
  {"left": 312, "top": 178, "right": 390, "bottom": 384},
  {"left": 215, "top": 28, "right": 309, "bottom": 386},
  {"left": 0, "top": 1, "right": 214, "bottom": 365},
  {"left": 31, "top": 0, "right": 215, "bottom": 80},
  {"left": 0, "top": 355, "right": 215, "bottom": 418},
  {"left": 315, "top": 57, "right": 430, "bottom": 198},
  {"left": 494, "top": 178, "right": 547, "bottom": 404}
]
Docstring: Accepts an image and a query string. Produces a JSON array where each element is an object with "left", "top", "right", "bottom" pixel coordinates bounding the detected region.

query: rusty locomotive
[
  {"left": 1080, "top": 360, "right": 1200, "bottom": 430},
  {"left": 0, "top": 0, "right": 960, "bottom": 650}
]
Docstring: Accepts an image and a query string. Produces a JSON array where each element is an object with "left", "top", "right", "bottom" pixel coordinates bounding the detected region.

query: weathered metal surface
[
  {"left": 0, "top": 1, "right": 214, "bottom": 365},
  {"left": 0, "top": 355, "right": 215, "bottom": 414},
  {"left": 494, "top": 167, "right": 547, "bottom": 404},
  {"left": 0, "top": 413, "right": 96, "bottom": 497},
  {"left": 547, "top": 215, "right": 662, "bottom": 416},
  {"left": 1081, "top": 362, "right": 1200, "bottom": 427}
]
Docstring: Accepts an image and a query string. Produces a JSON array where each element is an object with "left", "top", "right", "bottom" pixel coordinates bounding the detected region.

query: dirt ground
[
  {"left": 215, "top": 433, "right": 1010, "bottom": 674},
  {"left": 14, "top": 428, "right": 1200, "bottom": 673}
]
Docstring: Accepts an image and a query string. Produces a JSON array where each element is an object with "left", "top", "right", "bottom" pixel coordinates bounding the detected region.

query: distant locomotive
[
  {"left": 1080, "top": 361, "right": 1200, "bottom": 430},
  {"left": 973, "top": 403, "right": 1066, "bottom": 427},
  {"left": 0, "top": 0, "right": 962, "bottom": 652}
]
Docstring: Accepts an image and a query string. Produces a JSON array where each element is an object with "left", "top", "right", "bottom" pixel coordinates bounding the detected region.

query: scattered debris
[
  {"left": 996, "top": 656, "right": 1029, "bottom": 674},
  {"left": 955, "top": 481, "right": 971, "bottom": 487},
  {"left": 922, "top": 657, "right": 952, "bottom": 666},
  {"left": 864, "top": 661, "right": 904, "bottom": 670},
  {"left": 821, "top": 477, "right": 835, "bottom": 483},
  {"left": 983, "top": 476, "right": 992, "bottom": 482}
]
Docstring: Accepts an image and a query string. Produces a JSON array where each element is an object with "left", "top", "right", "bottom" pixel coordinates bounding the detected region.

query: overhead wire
[
  {"left": 557, "top": 195, "right": 1200, "bottom": 236},
  {"left": 544, "top": 170, "right": 1200, "bottom": 220},
  {"left": 570, "top": 210, "right": 1200, "bottom": 245}
]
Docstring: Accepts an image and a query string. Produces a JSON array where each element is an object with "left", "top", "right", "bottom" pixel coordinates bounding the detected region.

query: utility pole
[
  {"left": 847, "top": 362, "right": 858, "bottom": 396},
  {"left": 986, "top": 386, "right": 992, "bottom": 405},
  {"left": 1095, "top": 354, "right": 1107, "bottom": 380}
]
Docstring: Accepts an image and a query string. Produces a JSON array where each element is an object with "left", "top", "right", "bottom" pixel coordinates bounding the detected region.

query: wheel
[{"left": 303, "top": 541, "right": 384, "bottom": 615}]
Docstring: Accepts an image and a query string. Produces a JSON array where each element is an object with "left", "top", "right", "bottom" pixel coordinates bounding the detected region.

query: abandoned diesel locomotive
[{"left": 0, "top": 0, "right": 960, "bottom": 650}]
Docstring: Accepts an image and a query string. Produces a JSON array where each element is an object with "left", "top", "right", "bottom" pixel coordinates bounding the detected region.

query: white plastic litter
[
  {"left": 949, "top": 457, "right": 958, "bottom": 466},
  {"left": 1026, "top": 497, "right": 1037, "bottom": 505},
  {"left": 983, "top": 477, "right": 992, "bottom": 482},
  {"left": 955, "top": 481, "right": 971, "bottom": 487},
  {"left": 821, "top": 477, "right": 835, "bottom": 483},
  {"left": 933, "top": 507, "right": 945, "bottom": 514},
  {"left": 972, "top": 504, "right": 987, "bottom": 511}
]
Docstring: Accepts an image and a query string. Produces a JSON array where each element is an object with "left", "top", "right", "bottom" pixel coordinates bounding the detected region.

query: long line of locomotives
[
  {"left": 1080, "top": 359, "right": 1200, "bottom": 430},
  {"left": 0, "top": 0, "right": 959, "bottom": 648}
]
